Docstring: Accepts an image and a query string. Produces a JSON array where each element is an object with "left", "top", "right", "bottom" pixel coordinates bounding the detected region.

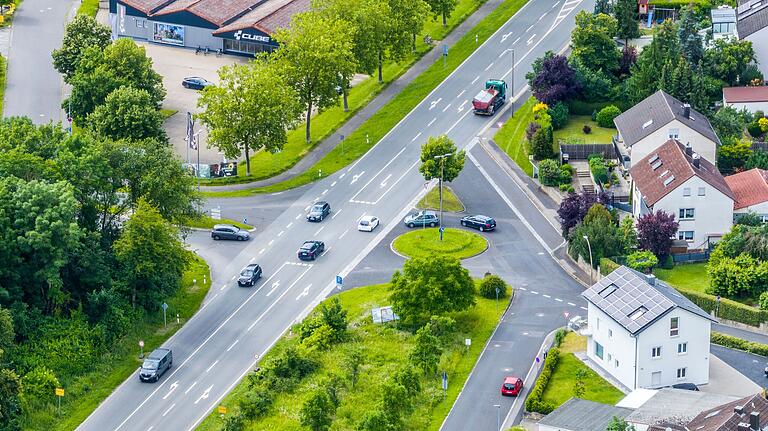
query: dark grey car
[
  {"left": 139, "top": 348, "right": 173, "bottom": 382},
  {"left": 211, "top": 224, "right": 250, "bottom": 241}
]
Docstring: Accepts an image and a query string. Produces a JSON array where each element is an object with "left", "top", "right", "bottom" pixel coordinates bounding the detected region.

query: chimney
[
  {"left": 645, "top": 274, "right": 657, "bottom": 286},
  {"left": 736, "top": 406, "right": 745, "bottom": 415},
  {"left": 692, "top": 153, "right": 701, "bottom": 169},
  {"left": 750, "top": 411, "right": 760, "bottom": 431},
  {"left": 738, "top": 423, "right": 751, "bottom": 431},
  {"left": 685, "top": 142, "right": 693, "bottom": 156},
  {"left": 683, "top": 103, "right": 691, "bottom": 119}
]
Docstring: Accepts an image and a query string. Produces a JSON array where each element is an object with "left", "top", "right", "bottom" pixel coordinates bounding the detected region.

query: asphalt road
[
  {"left": 2, "top": 0, "right": 72, "bottom": 122},
  {"left": 76, "top": 0, "right": 590, "bottom": 429}
]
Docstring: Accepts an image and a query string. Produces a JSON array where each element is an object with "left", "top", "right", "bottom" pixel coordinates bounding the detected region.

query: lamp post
[
  {"left": 434, "top": 152, "right": 452, "bottom": 239},
  {"left": 583, "top": 235, "right": 594, "bottom": 284},
  {"left": 493, "top": 404, "right": 501, "bottom": 430}
]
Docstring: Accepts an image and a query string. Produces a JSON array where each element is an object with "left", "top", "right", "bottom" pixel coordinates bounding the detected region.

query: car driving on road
[
  {"left": 358, "top": 216, "right": 380, "bottom": 232},
  {"left": 211, "top": 224, "right": 250, "bottom": 241},
  {"left": 139, "top": 348, "right": 173, "bottom": 383},
  {"left": 298, "top": 240, "right": 325, "bottom": 261},
  {"left": 403, "top": 210, "right": 440, "bottom": 228},
  {"left": 307, "top": 202, "right": 331, "bottom": 222},
  {"left": 237, "top": 264, "right": 262, "bottom": 287},
  {"left": 460, "top": 215, "right": 496, "bottom": 232},
  {"left": 182, "top": 77, "right": 214, "bottom": 90}
]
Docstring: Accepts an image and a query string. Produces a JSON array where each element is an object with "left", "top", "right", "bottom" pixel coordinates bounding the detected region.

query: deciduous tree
[{"left": 52, "top": 15, "right": 111, "bottom": 83}]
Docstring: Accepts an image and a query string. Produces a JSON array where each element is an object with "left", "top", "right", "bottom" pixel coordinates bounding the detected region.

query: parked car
[
  {"left": 237, "top": 264, "right": 262, "bottom": 287},
  {"left": 460, "top": 215, "right": 496, "bottom": 232},
  {"left": 298, "top": 240, "right": 325, "bottom": 261},
  {"left": 358, "top": 215, "right": 380, "bottom": 232},
  {"left": 211, "top": 224, "right": 250, "bottom": 241},
  {"left": 307, "top": 202, "right": 331, "bottom": 222},
  {"left": 403, "top": 210, "right": 440, "bottom": 228},
  {"left": 671, "top": 382, "right": 699, "bottom": 391},
  {"left": 182, "top": 77, "right": 214, "bottom": 90},
  {"left": 139, "top": 348, "right": 173, "bottom": 383},
  {"left": 500, "top": 376, "right": 522, "bottom": 396}
]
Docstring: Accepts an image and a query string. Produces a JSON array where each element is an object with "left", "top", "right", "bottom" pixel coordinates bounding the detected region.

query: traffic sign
[
  {"left": 55, "top": 388, "right": 64, "bottom": 397},
  {"left": 218, "top": 406, "right": 228, "bottom": 414},
  {"left": 336, "top": 275, "right": 343, "bottom": 285}
]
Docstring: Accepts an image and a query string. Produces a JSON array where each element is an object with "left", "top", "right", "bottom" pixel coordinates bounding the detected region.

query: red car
[{"left": 501, "top": 376, "right": 523, "bottom": 396}]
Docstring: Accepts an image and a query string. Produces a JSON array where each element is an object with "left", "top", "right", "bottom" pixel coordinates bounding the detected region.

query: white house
[
  {"left": 736, "top": 0, "right": 768, "bottom": 79},
  {"left": 723, "top": 86, "right": 768, "bottom": 114},
  {"left": 582, "top": 266, "right": 716, "bottom": 391},
  {"left": 613, "top": 90, "right": 720, "bottom": 168},
  {"left": 725, "top": 168, "right": 768, "bottom": 221},
  {"left": 629, "top": 139, "right": 735, "bottom": 250}
]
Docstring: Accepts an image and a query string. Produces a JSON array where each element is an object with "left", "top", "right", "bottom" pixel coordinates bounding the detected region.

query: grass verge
[
  {"left": 417, "top": 185, "right": 464, "bottom": 212},
  {"left": 554, "top": 115, "right": 616, "bottom": 145},
  {"left": 77, "top": 0, "right": 99, "bottom": 17},
  {"left": 540, "top": 333, "right": 624, "bottom": 409},
  {"left": 184, "top": 215, "right": 252, "bottom": 230},
  {"left": 203, "top": 0, "right": 531, "bottom": 197},
  {"left": 24, "top": 253, "right": 212, "bottom": 431},
  {"left": 654, "top": 263, "right": 710, "bottom": 294},
  {"left": 493, "top": 97, "right": 536, "bottom": 177},
  {"left": 393, "top": 227, "right": 487, "bottom": 260},
  {"left": 196, "top": 282, "right": 509, "bottom": 430}
]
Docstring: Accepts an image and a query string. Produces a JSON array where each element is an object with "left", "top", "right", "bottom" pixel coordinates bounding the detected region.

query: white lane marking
[
  {"left": 568, "top": 302, "right": 576, "bottom": 306},
  {"left": 442, "top": 103, "right": 452, "bottom": 112},
  {"left": 411, "top": 132, "right": 422, "bottom": 142},
  {"left": 380, "top": 174, "right": 392, "bottom": 188},
  {"left": 321, "top": 189, "right": 328, "bottom": 195},
  {"left": 471, "top": 75, "right": 479, "bottom": 85},
  {"left": 527, "top": 34, "right": 536, "bottom": 45},
  {"left": 513, "top": 36, "right": 521, "bottom": 44},
  {"left": 184, "top": 381, "right": 198, "bottom": 395},
  {"left": 296, "top": 283, "right": 312, "bottom": 301},
  {"left": 314, "top": 226, "right": 325, "bottom": 236},
  {"left": 484, "top": 62, "right": 494, "bottom": 71},
  {"left": 457, "top": 89, "right": 466, "bottom": 99},
  {"left": 162, "top": 381, "right": 179, "bottom": 400},
  {"left": 429, "top": 98, "right": 442, "bottom": 110},
  {"left": 458, "top": 100, "right": 468, "bottom": 112},
  {"left": 531, "top": 291, "right": 539, "bottom": 294},
  {"left": 543, "top": 294, "right": 551, "bottom": 298},
  {"left": 205, "top": 360, "right": 219, "bottom": 373},
  {"left": 277, "top": 230, "right": 284, "bottom": 237},
  {"left": 331, "top": 181, "right": 337, "bottom": 187},
  {"left": 331, "top": 208, "right": 343, "bottom": 219},
  {"left": 259, "top": 248, "right": 265, "bottom": 255},
  {"left": 194, "top": 385, "right": 213, "bottom": 405},
  {"left": 268, "top": 239, "right": 274, "bottom": 246},
  {"left": 427, "top": 117, "right": 436, "bottom": 127},
  {"left": 226, "top": 339, "right": 239, "bottom": 352},
  {"left": 339, "top": 229, "right": 349, "bottom": 239},
  {"left": 349, "top": 146, "right": 407, "bottom": 201},
  {"left": 555, "top": 298, "right": 563, "bottom": 302},
  {"left": 286, "top": 222, "right": 293, "bottom": 229},
  {"left": 350, "top": 171, "right": 365, "bottom": 184},
  {"left": 162, "top": 403, "right": 176, "bottom": 417},
  {"left": 266, "top": 281, "right": 281, "bottom": 297}
]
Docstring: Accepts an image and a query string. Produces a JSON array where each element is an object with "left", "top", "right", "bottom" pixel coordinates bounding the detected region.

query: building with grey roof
[
  {"left": 582, "top": 266, "right": 716, "bottom": 391},
  {"left": 538, "top": 398, "right": 634, "bottom": 431}
]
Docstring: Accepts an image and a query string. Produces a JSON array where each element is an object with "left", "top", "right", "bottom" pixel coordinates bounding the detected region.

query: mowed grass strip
[
  {"left": 417, "top": 185, "right": 465, "bottom": 212},
  {"left": 393, "top": 227, "right": 487, "bottom": 260}
]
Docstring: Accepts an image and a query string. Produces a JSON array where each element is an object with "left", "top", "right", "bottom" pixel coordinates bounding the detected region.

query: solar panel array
[{"left": 582, "top": 266, "right": 675, "bottom": 334}]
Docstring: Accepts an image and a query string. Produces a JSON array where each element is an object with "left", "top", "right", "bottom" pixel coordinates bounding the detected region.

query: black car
[
  {"left": 182, "top": 77, "right": 214, "bottom": 90},
  {"left": 237, "top": 264, "right": 262, "bottom": 287},
  {"left": 307, "top": 202, "right": 331, "bottom": 222},
  {"left": 298, "top": 240, "right": 325, "bottom": 261},
  {"left": 139, "top": 348, "right": 173, "bottom": 383},
  {"left": 211, "top": 224, "right": 250, "bottom": 241},
  {"left": 460, "top": 215, "right": 496, "bottom": 232}
]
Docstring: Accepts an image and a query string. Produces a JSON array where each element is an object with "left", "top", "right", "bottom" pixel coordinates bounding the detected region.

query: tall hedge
[{"left": 525, "top": 348, "right": 560, "bottom": 414}]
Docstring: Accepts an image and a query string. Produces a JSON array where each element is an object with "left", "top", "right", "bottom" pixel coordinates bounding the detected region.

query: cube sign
[{"left": 55, "top": 388, "right": 65, "bottom": 397}]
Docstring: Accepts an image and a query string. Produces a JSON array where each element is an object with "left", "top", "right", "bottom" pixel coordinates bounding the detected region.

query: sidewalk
[{"left": 200, "top": 0, "right": 507, "bottom": 192}]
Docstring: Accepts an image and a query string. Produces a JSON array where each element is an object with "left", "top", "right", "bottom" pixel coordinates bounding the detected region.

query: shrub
[
  {"left": 550, "top": 102, "right": 569, "bottom": 130},
  {"left": 583, "top": 124, "right": 592, "bottom": 134},
  {"left": 600, "top": 257, "right": 621, "bottom": 276},
  {"left": 596, "top": 105, "right": 621, "bottom": 128},
  {"left": 711, "top": 332, "right": 768, "bottom": 357},
  {"left": 525, "top": 348, "right": 560, "bottom": 414},
  {"left": 478, "top": 274, "right": 509, "bottom": 299},
  {"left": 626, "top": 251, "right": 658, "bottom": 273}
]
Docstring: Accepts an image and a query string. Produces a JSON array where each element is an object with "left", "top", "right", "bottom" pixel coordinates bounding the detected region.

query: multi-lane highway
[{"left": 77, "top": 0, "right": 590, "bottom": 429}]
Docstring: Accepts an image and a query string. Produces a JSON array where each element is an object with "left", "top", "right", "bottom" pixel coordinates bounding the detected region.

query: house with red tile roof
[
  {"left": 629, "top": 139, "right": 734, "bottom": 250},
  {"left": 725, "top": 168, "right": 768, "bottom": 221}
]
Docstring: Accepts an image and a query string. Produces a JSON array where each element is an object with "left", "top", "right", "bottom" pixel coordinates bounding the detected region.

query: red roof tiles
[{"left": 725, "top": 168, "right": 768, "bottom": 210}]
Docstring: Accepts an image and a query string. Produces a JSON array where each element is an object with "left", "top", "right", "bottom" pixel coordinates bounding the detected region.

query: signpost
[
  {"left": 162, "top": 302, "right": 169, "bottom": 327},
  {"left": 55, "top": 388, "right": 64, "bottom": 414},
  {"left": 139, "top": 340, "right": 145, "bottom": 359}
]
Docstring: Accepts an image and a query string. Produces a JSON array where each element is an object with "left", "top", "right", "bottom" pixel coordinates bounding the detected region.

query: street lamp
[
  {"left": 583, "top": 235, "right": 594, "bottom": 284},
  {"left": 434, "top": 152, "right": 452, "bottom": 239},
  {"left": 493, "top": 404, "right": 501, "bottom": 430}
]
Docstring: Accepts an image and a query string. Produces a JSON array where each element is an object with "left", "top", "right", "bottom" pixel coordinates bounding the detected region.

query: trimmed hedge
[
  {"left": 677, "top": 289, "right": 768, "bottom": 327},
  {"left": 525, "top": 348, "right": 560, "bottom": 414},
  {"left": 600, "top": 257, "right": 620, "bottom": 276},
  {"left": 711, "top": 332, "right": 768, "bottom": 357}
]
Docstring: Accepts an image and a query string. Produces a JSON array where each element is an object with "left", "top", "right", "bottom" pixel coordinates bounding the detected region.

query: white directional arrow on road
[
  {"left": 350, "top": 171, "right": 365, "bottom": 184},
  {"left": 380, "top": 174, "right": 392, "bottom": 188},
  {"left": 194, "top": 385, "right": 213, "bottom": 405},
  {"left": 267, "top": 281, "right": 280, "bottom": 297},
  {"left": 162, "top": 381, "right": 179, "bottom": 400}
]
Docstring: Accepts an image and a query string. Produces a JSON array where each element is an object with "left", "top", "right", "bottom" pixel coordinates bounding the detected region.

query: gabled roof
[
  {"left": 723, "top": 86, "right": 768, "bottom": 103},
  {"left": 629, "top": 139, "right": 734, "bottom": 207},
  {"left": 687, "top": 393, "right": 768, "bottom": 431},
  {"left": 737, "top": 0, "right": 768, "bottom": 38},
  {"left": 613, "top": 90, "right": 720, "bottom": 147},
  {"left": 538, "top": 398, "right": 634, "bottom": 431},
  {"left": 725, "top": 168, "right": 768, "bottom": 210},
  {"left": 582, "top": 266, "right": 714, "bottom": 335}
]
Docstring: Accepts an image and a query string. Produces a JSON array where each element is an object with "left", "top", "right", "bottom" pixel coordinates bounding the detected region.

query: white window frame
[
  {"left": 670, "top": 317, "right": 680, "bottom": 337},
  {"left": 652, "top": 346, "right": 662, "bottom": 358}
]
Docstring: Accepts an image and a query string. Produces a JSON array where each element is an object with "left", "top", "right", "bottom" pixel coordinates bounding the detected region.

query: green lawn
[
  {"left": 26, "top": 254, "right": 212, "bottom": 431},
  {"left": 203, "top": 0, "right": 532, "bottom": 197},
  {"left": 77, "top": 0, "right": 99, "bottom": 16},
  {"left": 540, "top": 333, "right": 623, "bottom": 409},
  {"left": 196, "top": 283, "right": 508, "bottom": 430},
  {"left": 554, "top": 115, "right": 616, "bottom": 145},
  {"left": 393, "top": 228, "right": 487, "bottom": 260},
  {"left": 493, "top": 97, "right": 536, "bottom": 177},
  {"left": 417, "top": 185, "right": 464, "bottom": 212},
  {"left": 184, "top": 215, "right": 252, "bottom": 230},
  {"left": 654, "top": 263, "right": 710, "bottom": 294}
]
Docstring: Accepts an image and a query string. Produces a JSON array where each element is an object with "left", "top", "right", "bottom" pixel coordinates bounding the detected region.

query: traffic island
[{"left": 392, "top": 227, "right": 487, "bottom": 260}]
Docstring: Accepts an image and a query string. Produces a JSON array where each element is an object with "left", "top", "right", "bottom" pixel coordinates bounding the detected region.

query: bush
[
  {"left": 676, "top": 288, "right": 768, "bottom": 327},
  {"left": 583, "top": 124, "right": 592, "bottom": 134},
  {"left": 600, "top": 257, "right": 621, "bottom": 276},
  {"left": 711, "top": 332, "right": 768, "bottom": 357},
  {"left": 550, "top": 102, "right": 569, "bottom": 130},
  {"left": 478, "top": 274, "right": 509, "bottom": 299},
  {"left": 525, "top": 348, "right": 560, "bottom": 414},
  {"left": 596, "top": 105, "right": 621, "bottom": 128}
]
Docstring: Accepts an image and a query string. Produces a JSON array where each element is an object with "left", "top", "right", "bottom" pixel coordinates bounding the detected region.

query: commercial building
[{"left": 108, "top": 0, "right": 310, "bottom": 55}]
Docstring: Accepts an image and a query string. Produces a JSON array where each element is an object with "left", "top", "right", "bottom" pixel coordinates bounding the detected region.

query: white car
[{"left": 358, "top": 216, "right": 380, "bottom": 232}]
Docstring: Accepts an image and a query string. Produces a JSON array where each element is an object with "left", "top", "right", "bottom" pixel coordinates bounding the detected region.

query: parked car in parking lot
[
  {"left": 358, "top": 216, "right": 380, "bottom": 232},
  {"left": 182, "top": 77, "right": 214, "bottom": 90},
  {"left": 500, "top": 376, "right": 522, "bottom": 396},
  {"left": 307, "top": 202, "right": 331, "bottom": 222},
  {"left": 211, "top": 224, "right": 250, "bottom": 241},
  {"left": 238, "top": 264, "right": 262, "bottom": 287},
  {"left": 460, "top": 215, "right": 496, "bottom": 231},
  {"left": 139, "top": 348, "right": 173, "bottom": 383},
  {"left": 403, "top": 210, "right": 440, "bottom": 228},
  {"left": 298, "top": 240, "right": 325, "bottom": 261}
]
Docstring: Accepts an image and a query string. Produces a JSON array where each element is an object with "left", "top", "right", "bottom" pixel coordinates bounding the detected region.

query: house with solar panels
[{"left": 582, "top": 266, "right": 716, "bottom": 391}]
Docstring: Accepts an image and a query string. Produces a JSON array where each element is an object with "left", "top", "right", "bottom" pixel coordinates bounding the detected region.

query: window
[
  {"left": 683, "top": 187, "right": 691, "bottom": 197},
  {"left": 670, "top": 317, "right": 680, "bottom": 336},
  {"left": 652, "top": 346, "right": 662, "bottom": 358},
  {"left": 678, "top": 231, "right": 694, "bottom": 241},
  {"left": 608, "top": 329, "right": 613, "bottom": 338},
  {"left": 698, "top": 187, "right": 706, "bottom": 196},
  {"left": 678, "top": 342, "right": 688, "bottom": 354},
  {"left": 595, "top": 342, "right": 604, "bottom": 360},
  {"left": 668, "top": 128, "right": 680, "bottom": 139},
  {"left": 677, "top": 367, "right": 687, "bottom": 379},
  {"left": 679, "top": 208, "right": 695, "bottom": 220}
]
